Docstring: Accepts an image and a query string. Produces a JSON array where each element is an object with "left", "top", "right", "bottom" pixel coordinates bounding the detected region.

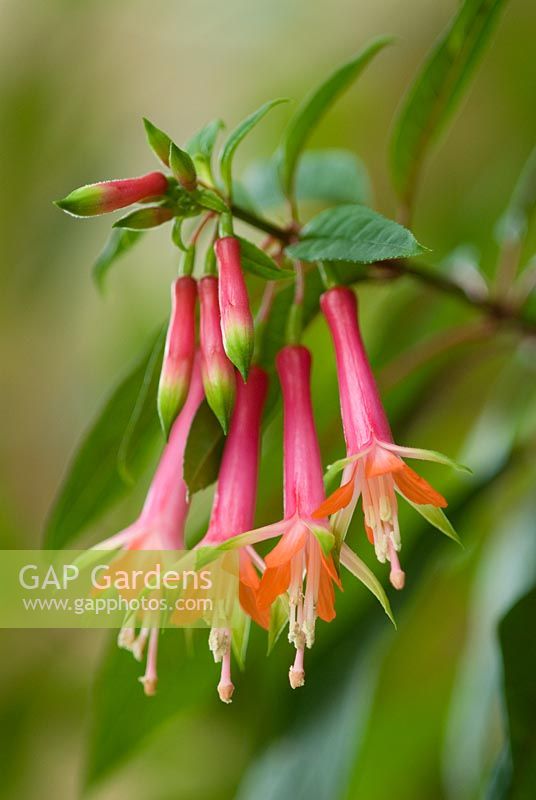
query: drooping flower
[
  {"left": 200, "top": 366, "right": 269, "bottom": 702},
  {"left": 157, "top": 275, "right": 197, "bottom": 438},
  {"left": 55, "top": 171, "right": 169, "bottom": 217},
  {"left": 315, "top": 286, "right": 466, "bottom": 588},
  {"left": 217, "top": 346, "right": 340, "bottom": 689},
  {"left": 214, "top": 237, "right": 255, "bottom": 381},
  {"left": 95, "top": 361, "right": 204, "bottom": 695},
  {"left": 198, "top": 275, "right": 236, "bottom": 433}
]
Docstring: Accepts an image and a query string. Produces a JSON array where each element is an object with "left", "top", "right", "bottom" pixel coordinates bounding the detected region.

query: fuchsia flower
[
  {"left": 214, "top": 237, "right": 255, "bottom": 381},
  {"left": 96, "top": 362, "right": 204, "bottom": 695},
  {"left": 225, "top": 346, "right": 340, "bottom": 689},
  {"left": 157, "top": 276, "right": 197, "bottom": 438},
  {"left": 55, "top": 171, "right": 168, "bottom": 217},
  {"left": 198, "top": 275, "right": 237, "bottom": 433},
  {"left": 315, "top": 286, "right": 465, "bottom": 589},
  {"left": 200, "top": 366, "right": 269, "bottom": 703}
]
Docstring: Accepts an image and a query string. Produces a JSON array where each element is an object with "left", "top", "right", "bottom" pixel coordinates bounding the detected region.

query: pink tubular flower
[
  {"left": 55, "top": 171, "right": 168, "bottom": 217},
  {"left": 200, "top": 366, "right": 269, "bottom": 703},
  {"left": 226, "top": 346, "right": 340, "bottom": 689},
  {"left": 214, "top": 237, "right": 254, "bottom": 381},
  {"left": 198, "top": 275, "right": 237, "bottom": 434},
  {"left": 95, "top": 361, "right": 204, "bottom": 695},
  {"left": 158, "top": 276, "right": 197, "bottom": 438},
  {"left": 315, "top": 286, "right": 465, "bottom": 589}
]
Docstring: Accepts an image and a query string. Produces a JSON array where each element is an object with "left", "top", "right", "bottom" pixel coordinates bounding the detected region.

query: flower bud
[
  {"left": 198, "top": 276, "right": 236, "bottom": 433},
  {"left": 158, "top": 276, "right": 197, "bottom": 438},
  {"left": 169, "top": 142, "right": 197, "bottom": 192},
  {"left": 215, "top": 237, "right": 254, "bottom": 381},
  {"left": 55, "top": 171, "right": 169, "bottom": 217}
]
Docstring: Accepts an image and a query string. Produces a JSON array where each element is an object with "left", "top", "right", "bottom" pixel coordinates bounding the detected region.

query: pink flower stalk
[
  {"left": 198, "top": 275, "right": 237, "bottom": 433},
  {"left": 158, "top": 276, "right": 197, "bottom": 438},
  {"left": 55, "top": 171, "right": 168, "bottom": 217},
  {"left": 230, "top": 346, "right": 340, "bottom": 689},
  {"left": 96, "top": 362, "right": 204, "bottom": 695},
  {"left": 315, "top": 286, "right": 461, "bottom": 589},
  {"left": 214, "top": 237, "right": 255, "bottom": 381},
  {"left": 200, "top": 366, "right": 269, "bottom": 703}
]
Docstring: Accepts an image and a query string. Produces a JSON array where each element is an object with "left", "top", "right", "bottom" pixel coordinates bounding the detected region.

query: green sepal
[
  {"left": 194, "top": 188, "right": 228, "bottom": 214},
  {"left": 404, "top": 498, "right": 463, "bottom": 546},
  {"left": 143, "top": 117, "right": 172, "bottom": 167},
  {"left": 169, "top": 142, "right": 197, "bottom": 192},
  {"left": 113, "top": 206, "right": 174, "bottom": 231},
  {"left": 340, "top": 543, "right": 396, "bottom": 627},
  {"left": 267, "top": 594, "right": 290, "bottom": 654}
]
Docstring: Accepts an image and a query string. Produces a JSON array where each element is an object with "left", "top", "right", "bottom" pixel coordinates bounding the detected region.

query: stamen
[
  {"left": 209, "top": 627, "right": 231, "bottom": 662},
  {"left": 132, "top": 627, "right": 150, "bottom": 662},
  {"left": 217, "top": 647, "right": 234, "bottom": 704},
  {"left": 388, "top": 539, "right": 405, "bottom": 590},
  {"left": 117, "top": 626, "right": 135, "bottom": 651},
  {"left": 289, "top": 646, "right": 305, "bottom": 689},
  {"left": 139, "top": 627, "right": 158, "bottom": 696}
]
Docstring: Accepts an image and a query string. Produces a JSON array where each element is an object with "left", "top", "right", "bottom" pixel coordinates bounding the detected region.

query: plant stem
[
  {"left": 229, "top": 203, "right": 536, "bottom": 336},
  {"left": 231, "top": 203, "right": 293, "bottom": 242}
]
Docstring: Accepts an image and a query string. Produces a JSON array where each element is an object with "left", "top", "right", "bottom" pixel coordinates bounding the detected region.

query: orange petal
[
  {"left": 365, "top": 446, "right": 404, "bottom": 478},
  {"left": 239, "top": 550, "right": 260, "bottom": 590},
  {"left": 239, "top": 582, "right": 270, "bottom": 629},
  {"left": 364, "top": 521, "right": 374, "bottom": 545},
  {"left": 317, "top": 567, "right": 336, "bottom": 622},
  {"left": 394, "top": 463, "right": 447, "bottom": 507},
  {"left": 312, "top": 477, "right": 355, "bottom": 518},
  {"left": 257, "top": 563, "right": 291, "bottom": 609},
  {"left": 264, "top": 523, "right": 307, "bottom": 568},
  {"left": 320, "top": 551, "right": 342, "bottom": 590}
]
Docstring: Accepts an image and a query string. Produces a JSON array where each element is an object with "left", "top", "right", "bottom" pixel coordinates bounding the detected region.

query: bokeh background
[{"left": 1, "top": 0, "right": 535, "bottom": 798}]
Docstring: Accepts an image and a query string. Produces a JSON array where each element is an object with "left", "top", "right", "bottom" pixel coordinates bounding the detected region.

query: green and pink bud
[
  {"left": 158, "top": 276, "right": 197, "bottom": 438},
  {"left": 55, "top": 171, "right": 169, "bottom": 217},
  {"left": 198, "top": 276, "right": 236, "bottom": 433},
  {"left": 215, "top": 237, "right": 254, "bottom": 381}
]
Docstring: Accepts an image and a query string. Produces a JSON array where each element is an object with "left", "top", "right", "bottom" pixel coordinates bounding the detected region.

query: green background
[{"left": 0, "top": 0, "right": 535, "bottom": 798}]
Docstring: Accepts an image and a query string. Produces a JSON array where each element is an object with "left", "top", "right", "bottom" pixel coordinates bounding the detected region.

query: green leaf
[
  {"left": 267, "top": 594, "right": 289, "bottom": 655},
  {"left": 404, "top": 499, "right": 463, "bottom": 545},
  {"left": 286, "top": 205, "right": 424, "bottom": 263},
  {"left": 92, "top": 228, "right": 143, "bottom": 292},
  {"left": 117, "top": 330, "right": 165, "bottom": 483},
  {"left": 243, "top": 149, "right": 371, "bottom": 210},
  {"left": 219, "top": 98, "right": 288, "bottom": 198},
  {"left": 497, "top": 586, "right": 536, "bottom": 799},
  {"left": 390, "top": 0, "right": 508, "bottom": 207},
  {"left": 238, "top": 237, "right": 294, "bottom": 281},
  {"left": 113, "top": 206, "right": 174, "bottom": 231},
  {"left": 496, "top": 145, "right": 536, "bottom": 245},
  {"left": 183, "top": 400, "right": 226, "bottom": 495},
  {"left": 340, "top": 543, "right": 395, "bottom": 626},
  {"left": 85, "top": 631, "right": 214, "bottom": 789},
  {"left": 237, "top": 634, "right": 382, "bottom": 800},
  {"left": 278, "top": 37, "right": 392, "bottom": 199},
  {"left": 143, "top": 117, "right": 172, "bottom": 167},
  {"left": 184, "top": 119, "right": 225, "bottom": 165},
  {"left": 44, "top": 334, "right": 163, "bottom": 549}
]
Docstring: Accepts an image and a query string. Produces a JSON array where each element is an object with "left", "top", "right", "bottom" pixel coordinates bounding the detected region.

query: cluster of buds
[{"left": 56, "top": 118, "right": 465, "bottom": 702}]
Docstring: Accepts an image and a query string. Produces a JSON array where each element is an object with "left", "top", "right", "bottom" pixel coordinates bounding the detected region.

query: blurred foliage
[{"left": 0, "top": 0, "right": 535, "bottom": 799}]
